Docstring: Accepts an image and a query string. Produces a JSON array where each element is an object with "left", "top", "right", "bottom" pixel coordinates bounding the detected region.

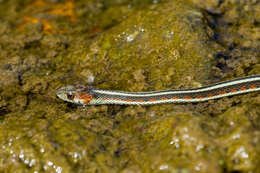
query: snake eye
[{"left": 67, "top": 93, "right": 74, "bottom": 100}]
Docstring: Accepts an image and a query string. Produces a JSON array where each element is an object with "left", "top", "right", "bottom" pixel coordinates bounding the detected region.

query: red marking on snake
[
  {"left": 149, "top": 98, "right": 156, "bottom": 102},
  {"left": 172, "top": 96, "right": 179, "bottom": 99},
  {"left": 184, "top": 96, "right": 192, "bottom": 99},
  {"left": 160, "top": 97, "right": 167, "bottom": 100},
  {"left": 125, "top": 99, "right": 132, "bottom": 102},
  {"left": 240, "top": 86, "right": 246, "bottom": 91},
  {"left": 250, "top": 85, "right": 257, "bottom": 89},
  {"left": 230, "top": 89, "right": 237, "bottom": 93},
  {"left": 197, "top": 95, "right": 203, "bottom": 99},
  {"left": 218, "top": 91, "right": 226, "bottom": 95},
  {"left": 78, "top": 94, "right": 93, "bottom": 104},
  {"left": 207, "top": 93, "right": 214, "bottom": 97},
  {"left": 137, "top": 99, "right": 145, "bottom": 102}
]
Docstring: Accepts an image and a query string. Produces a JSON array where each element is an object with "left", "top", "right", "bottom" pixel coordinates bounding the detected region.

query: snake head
[{"left": 56, "top": 85, "right": 93, "bottom": 105}]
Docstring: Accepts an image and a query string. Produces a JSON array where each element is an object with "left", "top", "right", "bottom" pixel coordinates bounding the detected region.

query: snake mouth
[
  {"left": 56, "top": 85, "right": 94, "bottom": 105},
  {"left": 56, "top": 86, "right": 75, "bottom": 103},
  {"left": 56, "top": 90, "right": 69, "bottom": 102}
]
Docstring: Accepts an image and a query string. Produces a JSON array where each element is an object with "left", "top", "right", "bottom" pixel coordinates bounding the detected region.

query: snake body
[{"left": 57, "top": 75, "right": 260, "bottom": 105}]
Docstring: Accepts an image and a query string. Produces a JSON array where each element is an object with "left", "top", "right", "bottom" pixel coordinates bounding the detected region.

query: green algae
[
  {"left": 0, "top": 0, "right": 259, "bottom": 172},
  {"left": 79, "top": 4, "right": 221, "bottom": 92}
]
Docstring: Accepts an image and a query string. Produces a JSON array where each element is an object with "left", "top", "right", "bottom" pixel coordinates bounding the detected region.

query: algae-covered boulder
[
  {"left": 0, "top": 0, "right": 259, "bottom": 173},
  {"left": 76, "top": 0, "right": 221, "bottom": 91}
]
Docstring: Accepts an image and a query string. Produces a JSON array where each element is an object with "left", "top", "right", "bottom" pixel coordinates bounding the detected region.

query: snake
[{"left": 56, "top": 75, "right": 260, "bottom": 105}]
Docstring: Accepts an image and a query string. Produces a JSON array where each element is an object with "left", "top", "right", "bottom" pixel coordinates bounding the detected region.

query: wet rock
[{"left": 0, "top": 0, "right": 259, "bottom": 172}]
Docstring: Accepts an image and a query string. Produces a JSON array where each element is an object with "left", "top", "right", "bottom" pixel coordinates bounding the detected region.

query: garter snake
[{"left": 57, "top": 75, "right": 260, "bottom": 105}]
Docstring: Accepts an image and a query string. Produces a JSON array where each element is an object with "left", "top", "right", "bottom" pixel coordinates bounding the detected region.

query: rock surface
[{"left": 0, "top": 0, "right": 259, "bottom": 172}]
